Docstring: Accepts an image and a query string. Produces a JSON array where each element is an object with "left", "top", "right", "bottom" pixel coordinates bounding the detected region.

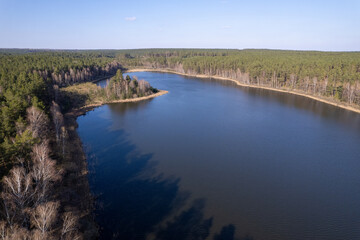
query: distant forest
[{"left": 120, "top": 49, "right": 360, "bottom": 105}]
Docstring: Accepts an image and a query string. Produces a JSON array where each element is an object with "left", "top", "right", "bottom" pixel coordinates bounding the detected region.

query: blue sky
[{"left": 0, "top": 0, "right": 359, "bottom": 51}]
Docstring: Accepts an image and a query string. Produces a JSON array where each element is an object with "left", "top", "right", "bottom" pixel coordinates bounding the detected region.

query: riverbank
[
  {"left": 126, "top": 68, "right": 360, "bottom": 114},
  {"left": 63, "top": 111, "right": 99, "bottom": 239},
  {"left": 61, "top": 78, "right": 167, "bottom": 238},
  {"left": 66, "top": 89, "right": 168, "bottom": 117}
]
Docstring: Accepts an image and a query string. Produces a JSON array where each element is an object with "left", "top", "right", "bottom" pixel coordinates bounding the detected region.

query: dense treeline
[
  {"left": 0, "top": 50, "right": 122, "bottom": 239},
  {"left": 0, "top": 50, "right": 163, "bottom": 239},
  {"left": 119, "top": 49, "right": 360, "bottom": 106},
  {"left": 0, "top": 51, "right": 123, "bottom": 169}
]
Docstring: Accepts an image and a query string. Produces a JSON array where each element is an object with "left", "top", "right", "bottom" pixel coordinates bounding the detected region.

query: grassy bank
[{"left": 60, "top": 82, "right": 168, "bottom": 112}]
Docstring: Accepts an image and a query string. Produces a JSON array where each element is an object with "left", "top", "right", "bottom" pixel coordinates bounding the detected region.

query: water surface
[{"left": 78, "top": 72, "right": 360, "bottom": 240}]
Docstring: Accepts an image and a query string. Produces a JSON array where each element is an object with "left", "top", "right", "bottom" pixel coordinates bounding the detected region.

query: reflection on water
[
  {"left": 107, "top": 100, "right": 153, "bottom": 116},
  {"left": 79, "top": 72, "right": 360, "bottom": 240}
]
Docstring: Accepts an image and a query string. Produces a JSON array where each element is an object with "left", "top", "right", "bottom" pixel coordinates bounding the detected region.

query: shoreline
[
  {"left": 62, "top": 89, "right": 167, "bottom": 238},
  {"left": 67, "top": 90, "right": 168, "bottom": 117},
  {"left": 126, "top": 68, "right": 360, "bottom": 114},
  {"left": 63, "top": 111, "right": 99, "bottom": 239}
]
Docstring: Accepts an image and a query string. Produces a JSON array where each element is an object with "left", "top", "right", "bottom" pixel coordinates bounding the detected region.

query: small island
[{"left": 60, "top": 69, "right": 168, "bottom": 111}]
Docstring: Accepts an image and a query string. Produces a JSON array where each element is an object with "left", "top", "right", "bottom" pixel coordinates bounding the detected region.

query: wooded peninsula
[{"left": 0, "top": 48, "right": 359, "bottom": 239}]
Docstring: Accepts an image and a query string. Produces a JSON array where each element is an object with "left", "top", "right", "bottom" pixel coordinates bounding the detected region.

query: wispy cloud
[
  {"left": 125, "top": 16, "right": 136, "bottom": 21},
  {"left": 222, "top": 26, "right": 231, "bottom": 29}
]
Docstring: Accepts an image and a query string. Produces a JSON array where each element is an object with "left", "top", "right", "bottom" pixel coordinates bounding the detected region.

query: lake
[{"left": 77, "top": 72, "right": 360, "bottom": 240}]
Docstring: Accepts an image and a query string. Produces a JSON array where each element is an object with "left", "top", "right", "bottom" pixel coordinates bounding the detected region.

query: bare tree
[
  {"left": 31, "top": 143, "right": 61, "bottom": 205},
  {"left": 323, "top": 77, "right": 328, "bottom": 95},
  {"left": 138, "top": 80, "right": 150, "bottom": 95},
  {"left": 1, "top": 167, "right": 35, "bottom": 228},
  {"left": 0, "top": 221, "right": 31, "bottom": 240},
  {"left": 304, "top": 76, "right": 310, "bottom": 92},
  {"left": 26, "top": 106, "right": 48, "bottom": 139},
  {"left": 0, "top": 194, "right": 17, "bottom": 230},
  {"left": 60, "top": 127, "right": 68, "bottom": 157},
  {"left": 60, "top": 212, "right": 79, "bottom": 240},
  {"left": 289, "top": 74, "right": 296, "bottom": 89},
  {"left": 53, "top": 85, "right": 59, "bottom": 103},
  {"left": 312, "top": 77, "right": 318, "bottom": 95},
  {"left": 50, "top": 101, "right": 63, "bottom": 143},
  {"left": 30, "top": 202, "right": 59, "bottom": 239},
  {"left": 345, "top": 82, "right": 356, "bottom": 104},
  {"left": 2, "top": 167, "right": 33, "bottom": 214}
]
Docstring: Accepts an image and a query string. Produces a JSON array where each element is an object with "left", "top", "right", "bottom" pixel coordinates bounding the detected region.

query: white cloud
[
  {"left": 125, "top": 16, "right": 136, "bottom": 21},
  {"left": 222, "top": 26, "right": 231, "bottom": 29}
]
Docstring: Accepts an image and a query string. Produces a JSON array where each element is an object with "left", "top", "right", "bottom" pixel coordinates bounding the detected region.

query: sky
[{"left": 0, "top": 0, "right": 359, "bottom": 51}]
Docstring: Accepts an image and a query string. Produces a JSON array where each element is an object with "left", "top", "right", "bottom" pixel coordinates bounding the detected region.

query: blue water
[{"left": 78, "top": 72, "right": 360, "bottom": 240}]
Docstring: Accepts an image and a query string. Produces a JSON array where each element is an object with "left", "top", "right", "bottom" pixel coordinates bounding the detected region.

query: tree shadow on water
[
  {"left": 154, "top": 199, "right": 213, "bottom": 240},
  {"left": 88, "top": 129, "right": 190, "bottom": 240},
  {"left": 87, "top": 128, "right": 255, "bottom": 240},
  {"left": 213, "top": 224, "right": 254, "bottom": 240},
  {"left": 153, "top": 202, "right": 255, "bottom": 240}
]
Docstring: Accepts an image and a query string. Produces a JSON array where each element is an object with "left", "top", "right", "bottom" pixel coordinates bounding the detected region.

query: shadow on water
[
  {"left": 107, "top": 99, "right": 153, "bottom": 116},
  {"left": 86, "top": 126, "right": 254, "bottom": 240},
  {"left": 86, "top": 127, "right": 180, "bottom": 239},
  {"left": 155, "top": 199, "right": 213, "bottom": 240},
  {"left": 214, "top": 225, "right": 254, "bottom": 240}
]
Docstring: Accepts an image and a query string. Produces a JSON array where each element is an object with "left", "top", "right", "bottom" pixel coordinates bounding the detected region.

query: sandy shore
[
  {"left": 126, "top": 68, "right": 360, "bottom": 114},
  {"left": 68, "top": 90, "right": 168, "bottom": 117}
]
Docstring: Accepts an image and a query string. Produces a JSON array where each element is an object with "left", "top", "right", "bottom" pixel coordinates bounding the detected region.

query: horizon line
[{"left": 1, "top": 47, "right": 360, "bottom": 53}]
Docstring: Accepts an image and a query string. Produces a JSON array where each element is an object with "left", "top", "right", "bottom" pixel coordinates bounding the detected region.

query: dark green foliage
[
  {"left": 0, "top": 50, "right": 122, "bottom": 171},
  {"left": 119, "top": 49, "right": 360, "bottom": 105},
  {"left": 107, "top": 72, "right": 157, "bottom": 99}
]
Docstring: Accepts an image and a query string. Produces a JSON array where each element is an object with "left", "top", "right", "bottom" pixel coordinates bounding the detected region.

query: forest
[
  {"left": 0, "top": 50, "right": 155, "bottom": 239},
  {"left": 0, "top": 48, "right": 359, "bottom": 239},
  {"left": 118, "top": 49, "right": 360, "bottom": 106}
]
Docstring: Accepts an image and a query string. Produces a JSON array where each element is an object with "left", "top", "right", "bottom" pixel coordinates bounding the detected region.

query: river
[{"left": 77, "top": 72, "right": 360, "bottom": 240}]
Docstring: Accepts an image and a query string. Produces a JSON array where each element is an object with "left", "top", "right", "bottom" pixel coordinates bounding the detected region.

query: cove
[{"left": 77, "top": 72, "right": 360, "bottom": 240}]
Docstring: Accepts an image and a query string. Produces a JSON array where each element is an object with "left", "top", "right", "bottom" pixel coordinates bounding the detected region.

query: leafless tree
[
  {"left": 312, "top": 77, "right": 318, "bottom": 95},
  {"left": 304, "top": 76, "right": 310, "bottom": 92},
  {"left": 138, "top": 80, "right": 150, "bottom": 95},
  {"left": 31, "top": 142, "right": 61, "bottom": 205},
  {"left": 2, "top": 167, "right": 33, "bottom": 214},
  {"left": 1, "top": 167, "right": 35, "bottom": 228},
  {"left": 53, "top": 85, "right": 59, "bottom": 103},
  {"left": 0, "top": 194, "right": 17, "bottom": 230},
  {"left": 0, "top": 221, "right": 31, "bottom": 240},
  {"left": 345, "top": 82, "right": 356, "bottom": 104},
  {"left": 289, "top": 74, "right": 296, "bottom": 89},
  {"left": 50, "top": 101, "right": 63, "bottom": 143},
  {"left": 30, "top": 202, "right": 59, "bottom": 239},
  {"left": 60, "top": 212, "right": 79, "bottom": 240},
  {"left": 323, "top": 77, "right": 328, "bottom": 95},
  {"left": 60, "top": 127, "right": 68, "bottom": 157},
  {"left": 26, "top": 106, "right": 48, "bottom": 139}
]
